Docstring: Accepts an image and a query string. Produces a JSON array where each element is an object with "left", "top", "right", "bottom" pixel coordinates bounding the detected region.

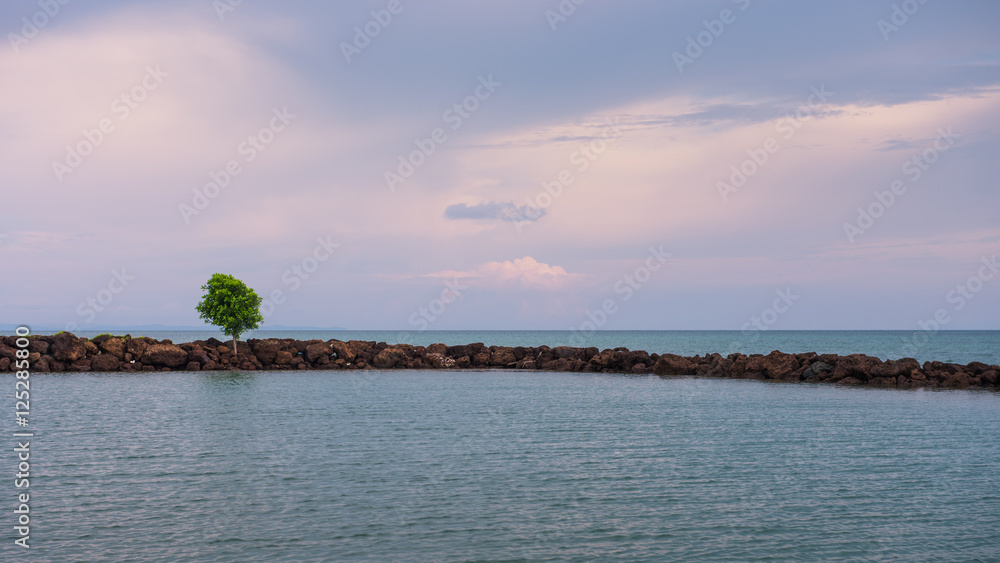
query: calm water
[
  {"left": 70, "top": 329, "right": 1000, "bottom": 365},
  {"left": 6, "top": 371, "right": 1000, "bottom": 561}
]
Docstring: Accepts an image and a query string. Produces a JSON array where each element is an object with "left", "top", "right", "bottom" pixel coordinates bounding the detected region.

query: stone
[
  {"left": 802, "top": 361, "right": 834, "bottom": 380},
  {"left": 100, "top": 338, "right": 126, "bottom": 359},
  {"left": 91, "top": 354, "right": 120, "bottom": 372},
  {"left": 252, "top": 339, "right": 282, "bottom": 364},
  {"left": 330, "top": 340, "right": 355, "bottom": 363},
  {"left": 51, "top": 332, "right": 86, "bottom": 362},
  {"left": 762, "top": 351, "right": 799, "bottom": 381},
  {"left": 140, "top": 344, "right": 189, "bottom": 368},
  {"left": 126, "top": 337, "right": 149, "bottom": 359},
  {"left": 305, "top": 342, "right": 334, "bottom": 363},
  {"left": 653, "top": 354, "right": 696, "bottom": 376},
  {"left": 27, "top": 339, "right": 49, "bottom": 354},
  {"left": 489, "top": 347, "right": 517, "bottom": 367},
  {"left": 373, "top": 347, "right": 409, "bottom": 369}
]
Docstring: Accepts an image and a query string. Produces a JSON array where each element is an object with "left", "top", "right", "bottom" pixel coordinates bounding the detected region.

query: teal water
[
  {"left": 8, "top": 370, "right": 1000, "bottom": 561},
  {"left": 71, "top": 329, "right": 1000, "bottom": 365}
]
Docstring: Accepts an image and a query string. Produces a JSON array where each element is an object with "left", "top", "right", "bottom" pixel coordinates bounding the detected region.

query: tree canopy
[{"left": 195, "top": 273, "right": 264, "bottom": 356}]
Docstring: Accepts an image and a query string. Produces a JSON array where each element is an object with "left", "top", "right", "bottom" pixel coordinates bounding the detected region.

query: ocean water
[
  {"left": 68, "top": 329, "right": 1000, "bottom": 366},
  {"left": 7, "top": 370, "right": 1000, "bottom": 561}
]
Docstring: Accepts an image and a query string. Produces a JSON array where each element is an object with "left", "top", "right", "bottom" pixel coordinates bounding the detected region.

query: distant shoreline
[{"left": 4, "top": 333, "right": 998, "bottom": 391}]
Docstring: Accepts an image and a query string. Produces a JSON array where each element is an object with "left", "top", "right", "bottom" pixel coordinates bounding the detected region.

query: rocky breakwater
[{"left": 2, "top": 333, "right": 998, "bottom": 391}]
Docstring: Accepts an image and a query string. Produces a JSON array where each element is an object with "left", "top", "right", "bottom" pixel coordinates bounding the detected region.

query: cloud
[
  {"left": 444, "top": 201, "right": 545, "bottom": 222},
  {"left": 427, "top": 257, "right": 576, "bottom": 289}
]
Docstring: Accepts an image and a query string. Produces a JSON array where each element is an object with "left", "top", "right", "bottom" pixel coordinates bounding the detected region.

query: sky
[{"left": 2, "top": 0, "right": 999, "bottom": 332}]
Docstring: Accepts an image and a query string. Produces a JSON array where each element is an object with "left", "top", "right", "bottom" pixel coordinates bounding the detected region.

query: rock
[
  {"left": 472, "top": 351, "right": 491, "bottom": 367},
  {"left": 871, "top": 358, "right": 921, "bottom": 379},
  {"left": 762, "top": 351, "right": 799, "bottom": 380},
  {"left": 631, "top": 363, "right": 652, "bottom": 374},
  {"left": 252, "top": 339, "right": 282, "bottom": 364},
  {"left": 551, "top": 346, "right": 580, "bottom": 360},
  {"left": 330, "top": 340, "right": 355, "bottom": 363},
  {"left": 275, "top": 351, "right": 294, "bottom": 366},
  {"left": 424, "top": 353, "right": 455, "bottom": 369},
  {"left": 831, "top": 354, "right": 883, "bottom": 383},
  {"left": 456, "top": 356, "right": 471, "bottom": 368},
  {"left": 187, "top": 350, "right": 211, "bottom": 365},
  {"left": 305, "top": 342, "right": 333, "bottom": 363},
  {"left": 68, "top": 359, "right": 92, "bottom": 372},
  {"left": 51, "top": 332, "right": 87, "bottom": 362},
  {"left": 140, "top": 344, "right": 189, "bottom": 368},
  {"left": 0, "top": 357, "right": 9, "bottom": 371},
  {"left": 489, "top": 347, "right": 517, "bottom": 367},
  {"left": 83, "top": 340, "right": 99, "bottom": 356},
  {"left": 100, "top": 338, "right": 126, "bottom": 359},
  {"left": 981, "top": 370, "right": 998, "bottom": 386},
  {"left": 185, "top": 361, "right": 201, "bottom": 371},
  {"left": 653, "top": 354, "right": 696, "bottom": 376},
  {"left": 802, "top": 361, "right": 834, "bottom": 380},
  {"left": 942, "top": 373, "right": 971, "bottom": 389},
  {"left": 91, "top": 354, "right": 120, "bottom": 372},
  {"left": 27, "top": 339, "right": 49, "bottom": 354},
  {"left": 372, "top": 347, "right": 408, "bottom": 369},
  {"left": 126, "top": 337, "right": 149, "bottom": 359}
]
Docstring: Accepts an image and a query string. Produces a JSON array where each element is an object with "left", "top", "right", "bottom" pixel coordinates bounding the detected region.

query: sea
[{"left": 5, "top": 331, "right": 1000, "bottom": 561}]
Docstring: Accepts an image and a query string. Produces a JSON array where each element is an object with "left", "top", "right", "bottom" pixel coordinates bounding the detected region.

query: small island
[{"left": 4, "top": 332, "right": 998, "bottom": 391}]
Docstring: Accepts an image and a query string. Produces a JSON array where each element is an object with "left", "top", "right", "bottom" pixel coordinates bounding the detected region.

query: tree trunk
[{"left": 233, "top": 334, "right": 238, "bottom": 358}]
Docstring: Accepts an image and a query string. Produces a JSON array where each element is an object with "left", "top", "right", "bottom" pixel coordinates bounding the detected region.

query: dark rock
[
  {"left": 802, "top": 361, "right": 834, "bottom": 380},
  {"left": 762, "top": 351, "right": 799, "bottom": 380},
  {"left": 331, "top": 340, "right": 355, "bottom": 363},
  {"left": 472, "top": 351, "right": 491, "bottom": 367},
  {"left": 252, "top": 339, "right": 282, "bottom": 364},
  {"left": 126, "top": 338, "right": 149, "bottom": 359},
  {"left": 275, "top": 351, "right": 294, "bottom": 365},
  {"left": 632, "top": 363, "right": 652, "bottom": 374},
  {"left": 489, "top": 347, "right": 517, "bottom": 367},
  {"left": 91, "top": 354, "right": 120, "bottom": 372},
  {"left": 653, "top": 354, "right": 696, "bottom": 376},
  {"left": 91, "top": 334, "right": 111, "bottom": 345},
  {"left": 942, "top": 373, "right": 971, "bottom": 389},
  {"left": 305, "top": 342, "right": 334, "bottom": 363},
  {"left": 373, "top": 347, "right": 409, "bottom": 369},
  {"left": 456, "top": 355, "right": 472, "bottom": 368},
  {"left": 981, "top": 370, "right": 998, "bottom": 386},
  {"left": 68, "top": 359, "right": 92, "bottom": 372},
  {"left": 140, "top": 344, "right": 188, "bottom": 368},
  {"left": 100, "top": 338, "right": 126, "bottom": 359},
  {"left": 27, "top": 339, "right": 49, "bottom": 354},
  {"left": 187, "top": 350, "right": 211, "bottom": 365},
  {"left": 51, "top": 332, "right": 87, "bottom": 362},
  {"left": 185, "top": 361, "right": 201, "bottom": 371}
]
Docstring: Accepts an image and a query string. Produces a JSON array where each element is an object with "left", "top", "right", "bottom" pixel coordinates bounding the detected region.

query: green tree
[{"left": 195, "top": 273, "right": 264, "bottom": 357}]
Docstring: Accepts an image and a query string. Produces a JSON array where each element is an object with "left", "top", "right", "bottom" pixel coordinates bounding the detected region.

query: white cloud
[{"left": 427, "top": 256, "right": 579, "bottom": 289}]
